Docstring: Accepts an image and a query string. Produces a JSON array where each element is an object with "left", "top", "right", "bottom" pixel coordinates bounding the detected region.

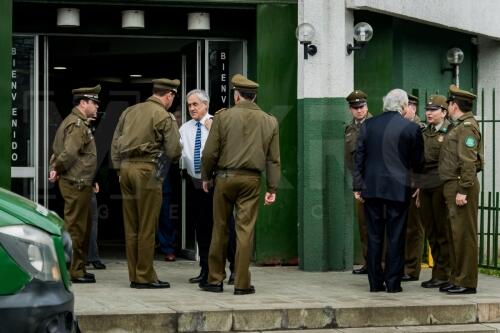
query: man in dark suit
[{"left": 353, "top": 88, "right": 424, "bottom": 293}]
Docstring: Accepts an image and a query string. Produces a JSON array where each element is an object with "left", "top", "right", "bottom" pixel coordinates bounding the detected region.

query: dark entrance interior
[{"left": 48, "top": 36, "right": 199, "bottom": 258}]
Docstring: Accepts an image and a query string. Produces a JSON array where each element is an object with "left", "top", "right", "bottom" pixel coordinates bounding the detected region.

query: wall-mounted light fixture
[
  {"left": 57, "top": 8, "right": 80, "bottom": 27},
  {"left": 188, "top": 12, "right": 210, "bottom": 31},
  {"left": 442, "top": 47, "right": 464, "bottom": 87},
  {"left": 296, "top": 23, "right": 317, "bottom": 60},
  {"left": 347, "top": 22, "right": 373, "bottom": 55},
  {"left": 122, "top": 10, "right": 145, "bottom": 29}
]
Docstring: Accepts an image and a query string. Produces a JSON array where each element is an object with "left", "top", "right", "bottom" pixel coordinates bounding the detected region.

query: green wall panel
[
  {"left": 395, "top": 18, "right": 476, "bottom": 118},
  {"left": 0, "top": 0, "right": 12, "bottom": 190},
  {"left": 354, "top": 12, "right": 394, "bottom": 116},
  {"left": 354, "top": 11, "right": 476, "bottom": 118},
  {"left": 298, "top": 97, "right": 353, "bottom": 271},
  {"left": 255, "top": 3, "right": 298, "bottom": 264}
]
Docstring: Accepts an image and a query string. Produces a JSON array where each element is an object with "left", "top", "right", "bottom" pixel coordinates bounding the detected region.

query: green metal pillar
[
  {"left": 0, "top": 0, "right": 12, "bottom": 190},
  {"left": 255, "top": 3, "right": 298, "bottom": 264}
]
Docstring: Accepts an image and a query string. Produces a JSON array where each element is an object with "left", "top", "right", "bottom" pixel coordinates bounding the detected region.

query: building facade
[{"left": 1, "top": 0, "right": 499, "bottom": 270}]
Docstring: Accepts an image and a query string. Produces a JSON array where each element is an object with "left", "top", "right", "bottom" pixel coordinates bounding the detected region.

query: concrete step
[
  {"left": 78, "top": 305, "right": 500, "bottom": 332},
  {"left": 268, "top": 324, "right": 500, "bottom": 332}
]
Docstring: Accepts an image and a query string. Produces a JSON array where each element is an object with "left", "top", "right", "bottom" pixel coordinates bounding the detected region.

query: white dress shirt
[{"left": 179, "top": 113, "right": 212, "bottom": 179}]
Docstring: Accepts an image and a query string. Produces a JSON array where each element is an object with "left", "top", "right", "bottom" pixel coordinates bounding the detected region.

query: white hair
[
  {"left": 383, "top": 89, "right": 408, "bottom": 113},
  {"left": 187, "top": 89, "right": 210, "bottom": 105}
]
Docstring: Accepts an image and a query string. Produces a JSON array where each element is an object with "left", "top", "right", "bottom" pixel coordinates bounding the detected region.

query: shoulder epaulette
[
  {"left": 215, "top": 108, "right": 227, "bottom": 115},
  {"left": 76, "top": 118, "right": 81, "bottom": 127},
  {"left": 169, "top": 112, "right": 176, "bottom": 121},
  {"left": 464, "top": 121, "right": 472, "bottom": 127}
]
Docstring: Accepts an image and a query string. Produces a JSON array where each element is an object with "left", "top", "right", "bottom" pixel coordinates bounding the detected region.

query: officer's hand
[
  {"left": 456, "top": 193, "right": 468, "bottom": 206},
  {"left": 202, "top": 180, "right": 212, "bottom": 193},
  {"left": 264, "top": 192, "right": 276, "bottom": 205},
  {"left": 413, "top": 189, "right": 420, "bottom": 208},
  {"left": 48, "top": 170, "right": 59, "bottom": 183},
  {"left": 354, "top": 191, "right": 364, "bottom": 203},
  {"left": 204, "top": 118, "right": 213, "bottom": 131},
  {"left": 93, "top": 182, "right": 100, "bottom": 193}
]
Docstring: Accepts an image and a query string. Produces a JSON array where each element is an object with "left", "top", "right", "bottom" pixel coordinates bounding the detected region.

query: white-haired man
[{"left": 353, "top": 88, "right": 424, "bottom": 293}]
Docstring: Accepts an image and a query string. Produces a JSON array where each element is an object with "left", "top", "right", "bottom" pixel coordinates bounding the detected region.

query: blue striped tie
[{"left": 194, "top": 121, "right": 202, "bottom": 174}]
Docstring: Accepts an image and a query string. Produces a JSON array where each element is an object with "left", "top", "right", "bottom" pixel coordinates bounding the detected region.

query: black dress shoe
[
  {"left": 387, "top": 286, "right": 403, "bottom": 293},
  {"left": 401, "top": 274, "right": 418, "bottom": 282},
  {"left": 227, "top": 272, "right": 235, "bottom": 285},
  {"left": 84, "top": 272, "right": 95, "bottom": 279},
  {"left": 90, "top": 261, "right": 106, "bottom": 270},
  {"left": 72, "top": 276, "right": 96, "bottom": 283},
  {"left": 199, "top": 281, "right": 223, "bottom": 293},
  {"left": 234, "top": 285, "right": 255, "bottom": 295},
  {"left": 132, "top": 280, "right": 171, "bottom": 289},
  {"left": 369, "top": 286, "right": 386, "bottom": 292},
  {"left": 439, "top": 282, "right": 455, "bottom": 292},
  {"left": 447, "top": 286, "right": 477, "bottom": 294},
  {"left": 189, "top": 269, "right": 208, "bottom": 284},
  {"left": 352, "top": 266, "right": 368, "bottom": 274},
  {"left": 421, "top": 279, "right": 448, "bottom": 288}
]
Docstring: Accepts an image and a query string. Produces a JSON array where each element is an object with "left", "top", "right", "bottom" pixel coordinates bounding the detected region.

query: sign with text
[
  {"left": 11, "top": 36, "right": 34, "bottom": 167},
  {"left": 209, "top": 48, "right": 230, "bottom": 113}
]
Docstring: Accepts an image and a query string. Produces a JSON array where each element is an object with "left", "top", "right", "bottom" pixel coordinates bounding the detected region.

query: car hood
[{"left": 0, "top": 187, "right": 63, "bottom": 235}]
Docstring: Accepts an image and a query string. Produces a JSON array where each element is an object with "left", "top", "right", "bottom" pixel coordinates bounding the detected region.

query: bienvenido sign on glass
[{"left": 11, "top": 36, "right": 33, "bottom": 166}]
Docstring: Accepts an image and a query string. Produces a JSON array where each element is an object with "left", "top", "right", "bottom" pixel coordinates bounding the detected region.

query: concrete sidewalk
[{"left": 74, "top": 259, "right": 500, "bottom": 332}]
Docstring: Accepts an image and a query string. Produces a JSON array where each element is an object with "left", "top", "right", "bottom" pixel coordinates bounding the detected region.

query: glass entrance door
[{"left": 33, "top": 35, "right": 246, "bottom": 261}]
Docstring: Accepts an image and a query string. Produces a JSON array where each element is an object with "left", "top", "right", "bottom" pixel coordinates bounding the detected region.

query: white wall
[
  {"left": 477, "top": 37, "right": 500, "bottom": 195},
  {"left": 298, "top": 0, "right": 354, "bottom": 99},
  {"left": 346, "top": 0, "right": 500, "bottom": 40}
]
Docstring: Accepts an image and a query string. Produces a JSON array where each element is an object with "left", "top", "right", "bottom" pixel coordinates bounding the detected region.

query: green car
[{"left": 0, "top": 187, "right": 79, "bottom": 332}]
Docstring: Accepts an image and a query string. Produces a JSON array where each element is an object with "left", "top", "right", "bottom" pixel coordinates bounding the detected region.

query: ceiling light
[
  {"left": 188, "top": 12, "right": 210, "bottom": 31},
  {"left": 53, "top": 66, "right": 67, "bottom": 70},
  {"left": 130, "top": 74, "right": 142, "bottom": 78},
  {"left": 122, "top": 10, "right": 145, "bottom": 29},
  {"left": 57, "top": 8, "right": 80, "bottom": 27}
]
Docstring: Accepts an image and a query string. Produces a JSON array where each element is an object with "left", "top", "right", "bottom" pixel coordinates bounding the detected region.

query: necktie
[{"left": 194, "top": 121, "right": 202, "bottom": 174}]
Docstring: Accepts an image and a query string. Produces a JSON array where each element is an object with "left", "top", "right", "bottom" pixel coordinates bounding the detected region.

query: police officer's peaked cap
[
  {"left": 425, "top": 95, "right": 448, "bottom": 111},
  {"left": 407, "top": 93, "right": 419, "bottom": 105},
  {"left": 152, "top": 78, "right": 180, "bottom": 93},
  {"left": 447, "top": 84, "right": 476, "bottom": 103},
  {"left": 231, "top": 74, "right": 259, "bottom": 92},
  {"left": 72, "top": 85, "right": 101, "bottom": 102},
  {"left": 346, "top": 90, "right": 367, "bottom": 108}
]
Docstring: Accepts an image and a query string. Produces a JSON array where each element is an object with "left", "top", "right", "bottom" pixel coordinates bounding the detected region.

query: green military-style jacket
[
  {"left": 201, "top": 100, "right": 281, "bottom": 193},
  {"left": 438, "top": 112, "right": 484, "bottom": 194},
  {"left": 50, "top": 108, "right": 97, "bottom": 185},
  {"left": 344, "top": 113, "right": 372, "bottom": 174},
  {"left": 111, "top": 96, "right": 181, "bottom": 169},
  {"left": 419, "top": 118, "right": 452, "bottom": 190}
]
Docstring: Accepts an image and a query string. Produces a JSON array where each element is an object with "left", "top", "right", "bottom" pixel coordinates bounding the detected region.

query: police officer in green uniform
[
  {"left": 438, "top": 85, "right": 483, "bottom": 294},
  {"left": 417, "top": 95, "right": 452, "bottom": 289},
  {"left": 49, "top": 85, "right": 100, "bottom": 283},
  {"left": 111, "top": 78, "right": 181, "bottom": 289},
  {"left": 345, "top": 90, "right": 372, "bottom": 275},
  {"left": 200, "top": 74, "right": 280, "bottom": 295},
  {"left": 402, "top": 93, "right": 426, "bottom": 282}
]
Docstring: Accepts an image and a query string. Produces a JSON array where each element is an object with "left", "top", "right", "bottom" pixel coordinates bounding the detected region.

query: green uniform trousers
[
  {"left": 404, "top": 197, "right": 424, "bottom": 278},
  {"left": 59, "top": 178, "right": 92, "bottom": 279},
  {"left": 420, "top": 185, "right": 451, "bottom": 281},
  {"left": 443, "top": 177, "right": 479, "bottom": 288},
  {"left": 208, "top": 173, "right": 261, "bottom": 289},
  {"left": 355, "top": 200, "right": 368, "bottom": 266},
  {"left": 120, "top": 161, "right": 162, "bottom": 283}
]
